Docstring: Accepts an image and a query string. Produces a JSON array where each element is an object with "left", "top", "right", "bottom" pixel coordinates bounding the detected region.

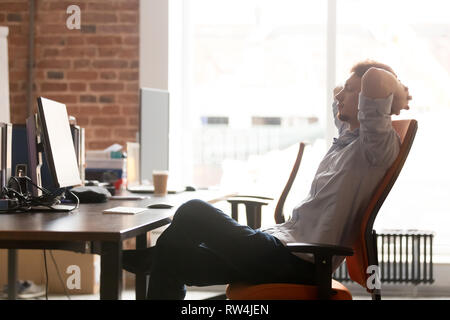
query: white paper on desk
[{"left": 103, "top": 206, "right": 147, "bottom": 215}]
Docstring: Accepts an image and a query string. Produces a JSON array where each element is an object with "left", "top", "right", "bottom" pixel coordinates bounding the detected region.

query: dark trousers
[{"left": 148, "top": 199, "right": 315, "bottom": 299}]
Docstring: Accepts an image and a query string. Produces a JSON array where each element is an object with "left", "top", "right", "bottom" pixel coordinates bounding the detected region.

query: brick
[
  {"left": 43, "top": 48, "right": 59, "bottom": 57},
  {"left": 66, "top": 105, "right": 80, "bottom": 115},
  {"left": 7, "top": 13, "right": 22, "bottom": 22},
  {"left": 8, "top": 0, "right": 139, "bottom": 150},
  {"left": 99, "top": 95, "right": 115, "bottom": 103},
  {"left": 35, "top": 36, "right": 66, "bottom": 46},
  {"left": 80, "top": 25, "right": 96, "bottom": 34},
  {"left": 83, "top": 13, "right": 117, "bottom": 24},
  {"left": 98, "top": 48, "right": 119, "bottom": 57},
  {"left": 119, "top": 1, "right": 139, "bottom": 11},
  {"left": 75, "top": 117, "right": 89, "bottom": 126},
  {"left": 46, "top": 2, "right": 86, "bottom": 11},
  {"left": 7, "top": 35, "right": 28, "bottom": 46},
  {"left": 73, "top": 59, "right": 90, "bottom": 68},
  {"left": 81, "top": 105, "right": 101, "bottom": 115},
  {"left": 100, "top": 71, "right": 116, "bottom": 80},
  {"left": 118, "top": 49, "right": 138, "bottom": 59},
  {"left": 39, "top": 24, "right": 72, "bottom": 35},
  {"left": 119, "top": 13, "right": 139, "bottom": 23},
  {"left": 123, "top": 36, "right": 139, "bottom": 46},
  {"left": 9, "top": 71, "right": 27, "bottom": 82},
  {"left": 122, "top": 106, "right": 139, "bottom": 115},
  {"left": 87, "top": 36, "right": 122, "bottom": 46},
  {"left": 43, "top": 94, "right": 78, "bottom": 104},
  {"left": 126, "top": 83, "right": 139, "bottom": 92},
  {"left": 59, "top": 47, "right": 96, "bottom": 57},
  {"left": 118, "top": 94, "right": 138, "bottom": 104},
  {"left": 67, "top": 71, "right": 97, "bottom": 80},
  {"left": 88, "top": 2, "right": 118, "bottom": 11},
  {"left": 69, "top": 83, "right": 87, "bottom": 91},
  {"left": 67, "top": 36, "right": 85, "bottom": 46},
  {"left": 37, "top": 60, "right": 71, "bottom": 69},
  {"left": 96, "top": 24, "right": 138, "bottom": 34},
  {"left": 101, "top": 105, "right": 121, "bottom": 114},
  {"left": 41, "top": 82, "right": 68, "bottom": 92},
  {"left": 114, "top": 128, "right": 138, "bottom": 139},
  {"left": 130, "top": 60, "right": 139, "bottom": 68},
  {"left": 94, "top": 128, "right": 112, "bottom": 138},
  {"left": 92, "top": 60, "right": 128, "bottom": 69},
  {"left": 80, "top": 95, "right": 97, "bottom": 103},
  {"left": 119, "top": 71, "right": 138, "bottom": 81},
  {"left": 91, "top": 117, "right": 127, "bottom": 126},
  {"left": 129, "top": 117, "right": 139, "bottom": 126},
  {"left": 0, "top": 3, "right": 28, "bottom": 12},
  {"left": 90, "top": 82, "right": 124, "bottom": 92},
  {"left": 47, "top": 71, "right": 64, "bottom": 79}
]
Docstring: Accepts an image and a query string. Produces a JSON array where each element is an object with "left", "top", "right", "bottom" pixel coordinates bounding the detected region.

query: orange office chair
[{"left": 226, "top": 119, "right": 418, "bottom": 300}]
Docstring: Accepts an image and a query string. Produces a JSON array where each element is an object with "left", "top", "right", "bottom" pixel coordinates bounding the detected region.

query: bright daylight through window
[{"left": 175, "top": 0, "right": 450, "bottom": 259}]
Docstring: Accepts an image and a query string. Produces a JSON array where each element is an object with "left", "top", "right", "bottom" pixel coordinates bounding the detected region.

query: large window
[
  {"left": 184, "top": 0, "right": 328, "bottom": 198},
  {"left": 169, "top": 0, "right": 450, "bottom": 257},
  {"left": 335, "top": 0, "right": 450, "bottom": 260}
]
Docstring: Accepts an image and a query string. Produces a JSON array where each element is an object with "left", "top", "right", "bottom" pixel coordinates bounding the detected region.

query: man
[{"left": 123, "top": 60, "right": 411, "bottom": 299}]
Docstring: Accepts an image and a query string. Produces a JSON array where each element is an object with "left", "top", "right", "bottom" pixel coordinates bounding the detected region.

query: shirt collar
[{"left": 333, "top": 128, "right": 360, "bottom": 147}]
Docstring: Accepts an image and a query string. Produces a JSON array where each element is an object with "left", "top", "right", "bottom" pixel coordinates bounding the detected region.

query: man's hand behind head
[
  {"left": 391, "top": 82, "right": 412, "bottom": 115},
  {"left": 361, "top": 67, "right": 411, "bottom": 116}
]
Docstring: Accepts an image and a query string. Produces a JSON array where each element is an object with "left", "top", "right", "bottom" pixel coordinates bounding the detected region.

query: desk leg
[
  {"left": 135, "top": 233, "right": 148, "bottom": 300},
  {"left": 7, "top": 249, "right": 18, "bottom": 300},
  {"left": 100, "top": 241, "right": 122, "bottom": 300}
]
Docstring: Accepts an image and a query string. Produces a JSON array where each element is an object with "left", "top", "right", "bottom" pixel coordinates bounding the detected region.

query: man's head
[{"left": 335, "top": 60, "right": 396, "bottom": 130}]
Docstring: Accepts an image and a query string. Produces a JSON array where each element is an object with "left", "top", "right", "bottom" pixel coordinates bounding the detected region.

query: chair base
[{"left": 226, "top": 279, "right": 352, "bottom": 300}]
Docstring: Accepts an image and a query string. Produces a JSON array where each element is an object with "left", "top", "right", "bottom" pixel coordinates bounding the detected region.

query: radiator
[{"left": 333, "top": 230, "right": 434, "bottom": 284}]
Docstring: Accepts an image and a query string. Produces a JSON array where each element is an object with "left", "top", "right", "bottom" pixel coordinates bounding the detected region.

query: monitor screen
[
  {"left": 140, "top": 88, "right": 169, "bottom": 184},
  {"left": 37, "top": 97, "right": 81, "bottom": 188}
]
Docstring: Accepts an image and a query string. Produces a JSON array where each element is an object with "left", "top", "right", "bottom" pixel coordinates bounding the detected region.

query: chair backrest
[
  {"left": 346, "top": 119, "right": 418, "bottom": 291},
  {"left": 274, "top": 142, "right": 306, "bottom": 224}
]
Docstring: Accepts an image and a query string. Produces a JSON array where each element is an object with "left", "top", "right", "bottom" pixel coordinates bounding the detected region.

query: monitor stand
[
  {"left": 26, "top": 114, "right": 44, "bottom": 197},
  {"left": 26, "top": 114, "right": 77, "bottom": 212}
]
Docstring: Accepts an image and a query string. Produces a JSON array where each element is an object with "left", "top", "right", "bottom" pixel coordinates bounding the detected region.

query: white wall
[
  {"left": 0, "top": 27, "right": 10, "bottom": 123},
  {"left": 139, "top": 0, "right": 168, "bottom": 90},
  {"left": 139, "top": 0, "right": 193, "bottom": 186}
]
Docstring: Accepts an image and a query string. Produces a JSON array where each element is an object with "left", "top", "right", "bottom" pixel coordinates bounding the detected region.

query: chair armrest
[
  {"left": 227, "top": 197, "right": 271, "bottom": 206},
  {"left": 286, "top": 242, "right": 354, "bottom": 257},
  {"left": 286, "top": 242, "right": 353, "bottom": 300}
]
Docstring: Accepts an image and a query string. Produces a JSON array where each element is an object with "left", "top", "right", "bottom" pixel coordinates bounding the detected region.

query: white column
[
  {"left": 326, "top": 0, "right": 337, "bottom": 147},
  {"left": 0, "top": 27, "right": 10, "bottom": 123},
  {"left": 139, "top": 0, "right": 168, "bottom": 90}
]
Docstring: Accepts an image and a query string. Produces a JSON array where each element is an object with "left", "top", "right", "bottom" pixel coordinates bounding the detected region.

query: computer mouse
[
  {"left": 147, "top": 203, "right": 174, "bottom": 209},
  {"left": 185, "top": 185, "right": 196, "bottom": 192}
]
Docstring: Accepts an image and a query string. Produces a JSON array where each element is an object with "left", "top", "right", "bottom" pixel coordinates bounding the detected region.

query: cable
[
  {"left": 49, "top": 250, "right": 71, "bottom": 300},
  {"left": 0, "top": 176, "right": 78, "bottom": 213},
  {"left": 43, "top": 250, "right": 49, "bottom": 300}
]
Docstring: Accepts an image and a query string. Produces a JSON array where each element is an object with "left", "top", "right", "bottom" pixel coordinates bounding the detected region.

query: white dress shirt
[{"left": 262, "top": 93, "right": 400, "bottom": 272}]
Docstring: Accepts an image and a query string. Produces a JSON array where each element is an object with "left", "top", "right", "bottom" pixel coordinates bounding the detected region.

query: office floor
[{"left": 2, "top": 287, "right": 449, "bottom": 300}]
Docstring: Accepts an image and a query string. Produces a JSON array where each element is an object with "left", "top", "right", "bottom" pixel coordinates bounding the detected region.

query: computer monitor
[
  {"left": 139, "top": 88, "right": 169, "bottom": 184},
  {"left": 27, "top": 97, "right": 81, "bottom": 194}
]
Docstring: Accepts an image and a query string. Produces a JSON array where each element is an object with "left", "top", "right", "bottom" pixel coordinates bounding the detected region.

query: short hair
[{"left": 350, "top": 59, "right": 397, "bottom": 78}]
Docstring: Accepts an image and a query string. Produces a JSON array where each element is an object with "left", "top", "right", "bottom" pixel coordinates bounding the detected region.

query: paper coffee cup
[{"left": 153, "top": 170, "right": 169, "bottom": 195}]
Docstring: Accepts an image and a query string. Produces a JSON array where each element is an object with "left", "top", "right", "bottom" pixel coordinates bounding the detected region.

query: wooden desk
[{"left": 0, "top": 189, "right": 235, "bottom": 300}]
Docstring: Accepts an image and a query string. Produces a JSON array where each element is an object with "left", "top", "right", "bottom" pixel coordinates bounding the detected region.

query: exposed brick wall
[{"left": 1, "top": 0, "right": 139, "bottom": 149}]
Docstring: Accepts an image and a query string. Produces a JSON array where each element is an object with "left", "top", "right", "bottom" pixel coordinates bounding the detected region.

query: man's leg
[{"left": 147, "top": 199, "right": 315, "bottom": 299}]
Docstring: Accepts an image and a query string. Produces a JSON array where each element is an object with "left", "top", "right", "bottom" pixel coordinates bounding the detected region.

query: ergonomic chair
[{"left": 226, "top": 119, "right": 418, "bottom": 300}]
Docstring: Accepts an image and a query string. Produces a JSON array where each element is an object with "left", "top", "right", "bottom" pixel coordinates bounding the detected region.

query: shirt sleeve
[
  {"left": 332, "top": 100, "right": 349, "bottom": 136},
  {"left": 358, "top": 93, "right": 400, "bottom": 166}
]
